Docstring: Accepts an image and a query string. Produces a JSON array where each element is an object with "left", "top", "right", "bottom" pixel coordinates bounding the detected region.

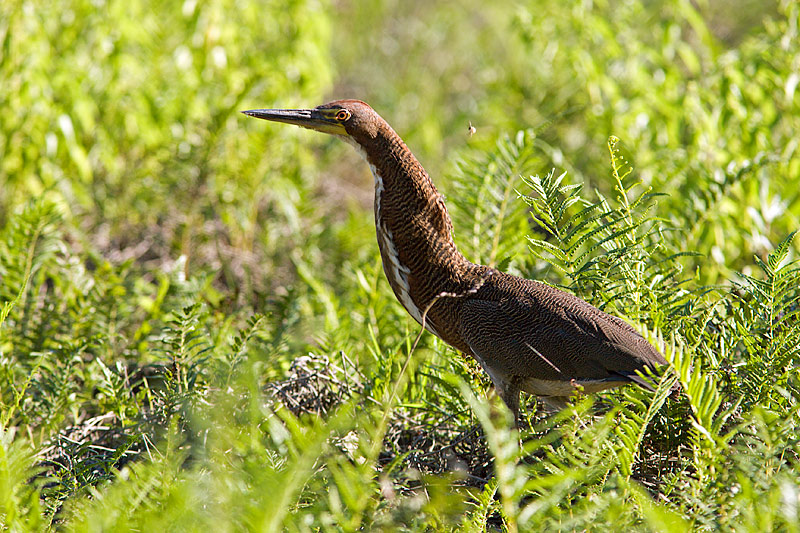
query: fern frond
[
  {"left": 518, "top": 400, "right": 618, "bottom": 528},
  {"left": 0, "top": 198, "right": 63, "bottom": 341},
  {"left": 0, "top": 198, "right": 62, "bottom": 301},
  {"left": 732, "top": 231, "right": 800, "bottom": 411},
  {"left": 613, "top": 359, "right": 678, "bottom": 479},
  {"left": 450, "top": 131, "right": 539, "bottom": 269},
  {"left": 224, "top": 313, "right": 266, "bottom": 385},
  {"left": 0, "top": 427, "right": 45, "bottom": 530},
  {"left": 522, "top": 139, "right": 700, "bottom": 329},
  {"left": 458, "top": 381, "right": 525, "bottom": 532},
  {"left": 669, "top": 336, "right": 735, "bottom": 456},
  {"left": 461, "top": 478, "right": 500, "bottom": 533},
  {"left": 157, "top": 304, "right": 213, "bottom": 408}
]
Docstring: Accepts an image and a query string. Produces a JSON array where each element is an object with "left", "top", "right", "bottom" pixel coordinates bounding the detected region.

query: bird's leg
[
  {"left": 541, "top": 396, "right": 569, "bottom": 413},
  {"left": 497, "top": 384, "right": 522, "bottom": 429},
  {"left": 484, "top": 384, "right": 518, "bottom": 428}
]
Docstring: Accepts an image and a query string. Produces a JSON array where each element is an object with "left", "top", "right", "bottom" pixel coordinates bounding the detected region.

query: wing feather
[{"left": 455, "top": 277, "right": 667, "bottom": 385}]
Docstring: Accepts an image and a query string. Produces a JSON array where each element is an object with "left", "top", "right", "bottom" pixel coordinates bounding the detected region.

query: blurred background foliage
[{"left": 1, "top": 0, "right": 799, "bottom": 530}]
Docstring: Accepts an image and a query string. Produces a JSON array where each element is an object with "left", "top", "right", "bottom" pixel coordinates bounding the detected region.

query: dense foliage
[{"left": 1, "top": 0, "right": 799, "bottom": 530}]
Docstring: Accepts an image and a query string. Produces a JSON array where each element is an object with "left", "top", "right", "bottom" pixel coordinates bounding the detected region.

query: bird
[{"left": 242, "top": 100, "right": 672, "bottom": 423}]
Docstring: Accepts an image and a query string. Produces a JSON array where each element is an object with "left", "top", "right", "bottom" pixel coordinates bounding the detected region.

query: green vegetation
[{"left": 1, "top": 0, "right": 799, "bottom": 530}]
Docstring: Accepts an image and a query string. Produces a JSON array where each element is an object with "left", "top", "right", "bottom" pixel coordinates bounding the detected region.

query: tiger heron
[{"left": 243, "top": 100, "right": 672, "bottom": 422}]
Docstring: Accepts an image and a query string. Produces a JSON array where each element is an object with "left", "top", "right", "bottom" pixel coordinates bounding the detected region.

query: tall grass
[{"left": 0, "top": 0, "right": 798, "bottom": 530}]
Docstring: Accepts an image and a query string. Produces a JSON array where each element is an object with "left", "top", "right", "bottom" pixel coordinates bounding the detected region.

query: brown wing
[{"left": 456, "top": 276, "right": 667, "bottom": 385}]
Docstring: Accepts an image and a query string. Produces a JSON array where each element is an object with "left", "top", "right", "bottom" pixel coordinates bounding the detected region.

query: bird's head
[{"left": 242, "top": 100, "right": 381, "bottom": 145}]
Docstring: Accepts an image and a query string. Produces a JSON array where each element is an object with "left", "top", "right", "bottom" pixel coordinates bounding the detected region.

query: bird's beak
[{"left": 241, "top": 108, "right": 346, "bottom": 135}]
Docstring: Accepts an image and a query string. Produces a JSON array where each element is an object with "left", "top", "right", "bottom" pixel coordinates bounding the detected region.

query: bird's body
[{"left": 244, "top": 100, "right": 670, "bottom": 421}]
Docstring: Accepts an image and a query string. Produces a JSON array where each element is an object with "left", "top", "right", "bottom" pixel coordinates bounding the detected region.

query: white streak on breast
[{"left": 342, "top": 136, "right": 439, "bottom": 338}]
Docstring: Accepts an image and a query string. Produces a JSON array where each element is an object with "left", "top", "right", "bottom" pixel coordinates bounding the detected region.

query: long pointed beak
[
  {"left": 241, "top": 108, "right": 346, "bottom": 135},
  {"left": 242, "top": 108, "right": 315, "bottom": 127}
]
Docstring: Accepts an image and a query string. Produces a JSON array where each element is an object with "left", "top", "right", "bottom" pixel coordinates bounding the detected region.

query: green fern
[
  {"left": 449, "top": 131, "right": 539, "bottom": 270},
  {"left": 0, "top": 427, "right": 46, "bottom": 531},
  {"left": 0, "top": 198, "right": 62, "bottom": 302},
  {"left": 0, "top": 198, "right": 63, "bottom": 349},
  {"left": 223, "top": 313, "right": 265, "bottom": 386},
  {"left": 156, "top": 303, "right": 213, "bottom": 413},
  {"left": 669, "top": 333, "right": 740, "bottom": 495},
  {"left": 458, "top": 382, "right": 525, "bottom": 532},
  {"left": 524, "top": 137, "right": 700, "bottom": 328},
  {"left": 612, "top": 345, "right": 679, "bottom": 479},
  {"left": 0, "top": 198, "right": 64, "bottom": 428},
  {"left": 733, "top": 231, "right": 800, "bottom": 411},
  {"left": 518, "top": 401, "right": 624, "bottom": 530},
  {"left": 460, "top": 478, "right": 500, "bottom": 533}
]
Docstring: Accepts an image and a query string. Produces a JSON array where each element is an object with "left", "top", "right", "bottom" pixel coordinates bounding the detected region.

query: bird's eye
[{"left": 335, "top": 110, "right": 351, "bottom": 121}]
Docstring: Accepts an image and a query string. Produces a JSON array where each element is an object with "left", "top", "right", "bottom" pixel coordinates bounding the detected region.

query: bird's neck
[{"left": 346, "top": 126, "right": 472, "bottom": 329}]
